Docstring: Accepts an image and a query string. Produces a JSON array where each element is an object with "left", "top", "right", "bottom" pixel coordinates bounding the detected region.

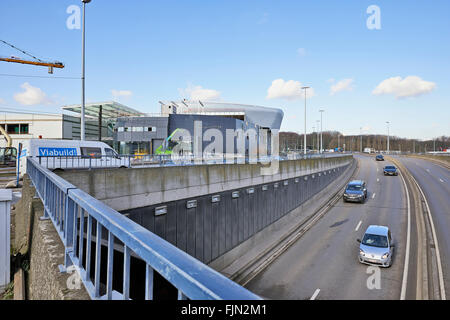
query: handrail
[{"left": 27, "top": 157, "right": 261, "bottom": 300}]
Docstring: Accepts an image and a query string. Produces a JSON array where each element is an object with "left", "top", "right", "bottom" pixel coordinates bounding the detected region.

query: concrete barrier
[
  {"left": 119, "top": 159, "right": 352, "bottom": 265},
  {"left": 58, "top": 156, "right": 352, "bottom": 212}
]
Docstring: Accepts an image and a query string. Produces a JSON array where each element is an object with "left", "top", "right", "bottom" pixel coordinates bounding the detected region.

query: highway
[
  {"left": 245, "top": 154, "right": 410, "bottom": 299},
  {"left": 395, "top": 157, "right": 450, "bottom": 296}
]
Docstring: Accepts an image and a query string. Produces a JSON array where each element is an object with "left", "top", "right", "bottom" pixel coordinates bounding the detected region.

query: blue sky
[{"left": 0, "top": 0, "right": 449, "bottom": 140}]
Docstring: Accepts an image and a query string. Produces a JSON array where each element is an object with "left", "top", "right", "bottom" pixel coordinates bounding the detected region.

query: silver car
[{"left": 357, "top": 225, "right": 394, "bottom": 267}]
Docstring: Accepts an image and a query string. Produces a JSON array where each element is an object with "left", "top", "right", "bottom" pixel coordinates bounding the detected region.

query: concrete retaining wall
[
  {"left": 121, "top": 162, "right": 351, "bottom": 265},
  {"left": 58, "top": 156, "right": 352, "bottom": 212},
  {"left": 14, "top": 177, "right": 90, "bottom": 300}
]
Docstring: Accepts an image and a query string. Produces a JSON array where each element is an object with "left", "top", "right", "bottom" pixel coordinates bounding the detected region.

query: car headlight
[
  {"left": 382, "top": 253, "right": 389, "bottom": 259},
  {"left": 359, "top": 249, "right": 365, "bottom": 256}
]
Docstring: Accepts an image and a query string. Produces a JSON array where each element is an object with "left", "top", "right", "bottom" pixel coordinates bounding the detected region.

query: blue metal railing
[{"left": 27, "top": 157, "right": 260, "bottom": 300}]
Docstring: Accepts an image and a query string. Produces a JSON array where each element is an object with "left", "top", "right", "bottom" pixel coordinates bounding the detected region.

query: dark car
[
  {"left": 383, "top": 165, "right": 398, "bottom": 176},
  {"left": 375, "top": 154, "right": 384, "bottom": 161},
  {"left": 343, "top": 180, "right": 368, "bottom": 203}
]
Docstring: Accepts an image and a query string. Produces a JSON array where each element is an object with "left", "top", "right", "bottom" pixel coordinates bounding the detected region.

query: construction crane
[{"left": 0, "top": 39, "right": 64, "bottom": 74}]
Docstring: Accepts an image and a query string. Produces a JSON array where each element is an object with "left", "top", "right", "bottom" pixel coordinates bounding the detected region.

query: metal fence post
[
  {"left": 0, "top": 190, "right": 12, "bottom": 293},
  {"left": 40, "top": 176, "right": 50, "bottom": 220},
  {"left": 62, "top": 195, "right": 75, "bottom": 271}
]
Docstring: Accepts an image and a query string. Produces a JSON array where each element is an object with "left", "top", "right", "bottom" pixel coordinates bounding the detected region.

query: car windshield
[
  {"left": 347, "top": 185, "right": 363, "bottom": 191},
  {"left": 362, "top": 233, "right": 388, "bottom": 248},
  {"left": 385, "top": 166, "right": 395, "bottom": 169}
]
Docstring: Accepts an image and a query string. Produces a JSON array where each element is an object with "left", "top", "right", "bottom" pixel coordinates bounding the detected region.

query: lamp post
[
  {"left": 386, "top": 121, "right": 390, "bottom": 154},
  {"left": 360, "top": 127, "right": 363, "bottom": 153},
  {"left": 316, "top": 120, "right": 320, "bottom": 152},
  {"left": 301, "top": 87, "right": 310, "bottom": 156},
  {"left": 80, "top": 0, "right": 91, "bottom": 141},
  {"left": 312, "top": 126, "right": 315, "bottom": 151},
  {"left": 319, "top": 109, "right": 324, "bottom": 153}
]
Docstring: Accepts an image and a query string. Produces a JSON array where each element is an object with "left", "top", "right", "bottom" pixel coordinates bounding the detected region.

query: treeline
[{"left": 279, "top": 131, "right": 450, "bottom": 153}]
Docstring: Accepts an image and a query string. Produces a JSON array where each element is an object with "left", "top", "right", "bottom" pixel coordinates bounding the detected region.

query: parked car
[
  {"left": 343, "top": 180, "right": 367, "bottom": 203},
  {"left": 383, "top": 165, "right": 398, "bottom": 176},
  {"left": 357, "top": 225, "right": 394, "bottom": 267},
  {"left": 375, "top": 154, "right": 384, "bottom": 161}
]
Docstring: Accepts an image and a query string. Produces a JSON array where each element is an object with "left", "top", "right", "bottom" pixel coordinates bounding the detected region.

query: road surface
[{"left": 246, "top": 154, "right": 409, "bottom": 300}]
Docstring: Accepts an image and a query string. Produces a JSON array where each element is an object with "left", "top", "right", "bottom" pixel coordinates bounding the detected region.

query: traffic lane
[
  {"left": 244, "top": 154, "right": 378, "bottom": 299},
  {"left": 326, "top": 156, "right": 407, "bottom": 299},
  {"left": 405, "top": 157, "right": 449, "bottom": 191},
  {"left": 397, "top": 157, "right": 450, "bottom": 295},
  {"left": 246, "top": 154, "right": 407, "bottom": 299}
]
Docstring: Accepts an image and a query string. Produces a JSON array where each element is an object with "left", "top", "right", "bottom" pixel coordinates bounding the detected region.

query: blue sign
[
  {"left": 18, "top": 148, "right": 28, "bottom": 159},
  {"left": 39, "top": 147, "right": 78, "bottom": 156}
]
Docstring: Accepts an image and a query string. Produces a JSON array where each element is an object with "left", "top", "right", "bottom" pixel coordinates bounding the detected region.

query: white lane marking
[
  {"left": 399, "top": 170, "right": 411, "bottom": 300},
  {"left": 439, "top": 179, "right": 444, "bottom": 183},
  {"left": 355, "top": 221, "right": 362, "bottom": 232},
  {"left": 426, "top": 169, "right": 430, "bottom": 173},
  {"left": 377, "top": 178, "right": 380, "bottom": 182},
  {"left": 372, "top": 193, "right": 376, "bottom": 199},
  {"left": 310, "top": 288, "right": 320, "bottom": 300},
  {"left": 377, "top": 168, "right": 379, "bottom": 172}
]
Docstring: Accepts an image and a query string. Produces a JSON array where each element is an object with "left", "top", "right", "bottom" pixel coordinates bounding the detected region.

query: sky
[{"left": 0, "top": 0, "right": 449, "bottom": 140}]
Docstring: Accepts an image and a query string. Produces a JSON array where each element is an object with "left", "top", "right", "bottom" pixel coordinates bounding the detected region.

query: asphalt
[
  {"left": 396, "top": 156, "right": 450, "bottom": 296},
  {"left": 245, "top": 154, "right": 409, "bottom": 300}
]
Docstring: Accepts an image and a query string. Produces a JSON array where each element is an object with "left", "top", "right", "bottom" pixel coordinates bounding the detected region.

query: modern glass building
[{"left": 113, "top": 100, "right": 284, "bottom": 156}]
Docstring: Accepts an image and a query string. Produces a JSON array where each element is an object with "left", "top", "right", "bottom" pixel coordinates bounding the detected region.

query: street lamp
[
  {"left": 338, "top": 133, "right": 340, "bottom": 150},
  {"left": 360, "top": 127, "right": 363, "bottom": 153},
  {"left": 386, "top": 121, "right": 390, "bottom": 154},
  {"left": 312, "top": 126, "right": 315, "bottom": 151},
  {"left": 81, "top": 0, "right": 91, "bottom": 141},
  {"left": 301, "top": 86, "right": 310, "bottom": 156},
  {"left": 319, "top": 109, "right": 324, "bottom": 153},
  {"left": 316, "top": 120, "right": 320, "bottom": 152}
]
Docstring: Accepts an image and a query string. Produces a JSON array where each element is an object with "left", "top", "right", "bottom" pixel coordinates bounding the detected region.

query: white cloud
[
  {"left": 111, "top": 90, "right": 133, "bottom": 99},
  {"left": 297, "top": 48, "right": 307, "bottom": 56},
  {"left": 372, "top": 76, "right": 436, "bottom": 98},
  {"left": 14, "top": 82, "right": 52, "bottom": 106},
  {"left": 179, "top": 84, "right": 221, "bottom": 101},
  {"left": 330, "top": 78, "right": 354, "bottom": 95},
  {"left": 266, "top": 79, "right": 315, "bottom": 101},
  {"left": 0, "top": 98, "right": 5, "bottom": 105}
]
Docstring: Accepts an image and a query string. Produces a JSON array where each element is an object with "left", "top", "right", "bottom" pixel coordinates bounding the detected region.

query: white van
[{"left": 18, "top": 139, "right": 130, "bottom": 175}]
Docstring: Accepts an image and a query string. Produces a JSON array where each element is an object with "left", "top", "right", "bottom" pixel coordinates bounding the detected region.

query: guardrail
[
  {"left": 27, "top": 157, "right": 260, "bottom": 300},
  {"left": 34, "top": 152, "right": 351, "bottom": 170}
]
